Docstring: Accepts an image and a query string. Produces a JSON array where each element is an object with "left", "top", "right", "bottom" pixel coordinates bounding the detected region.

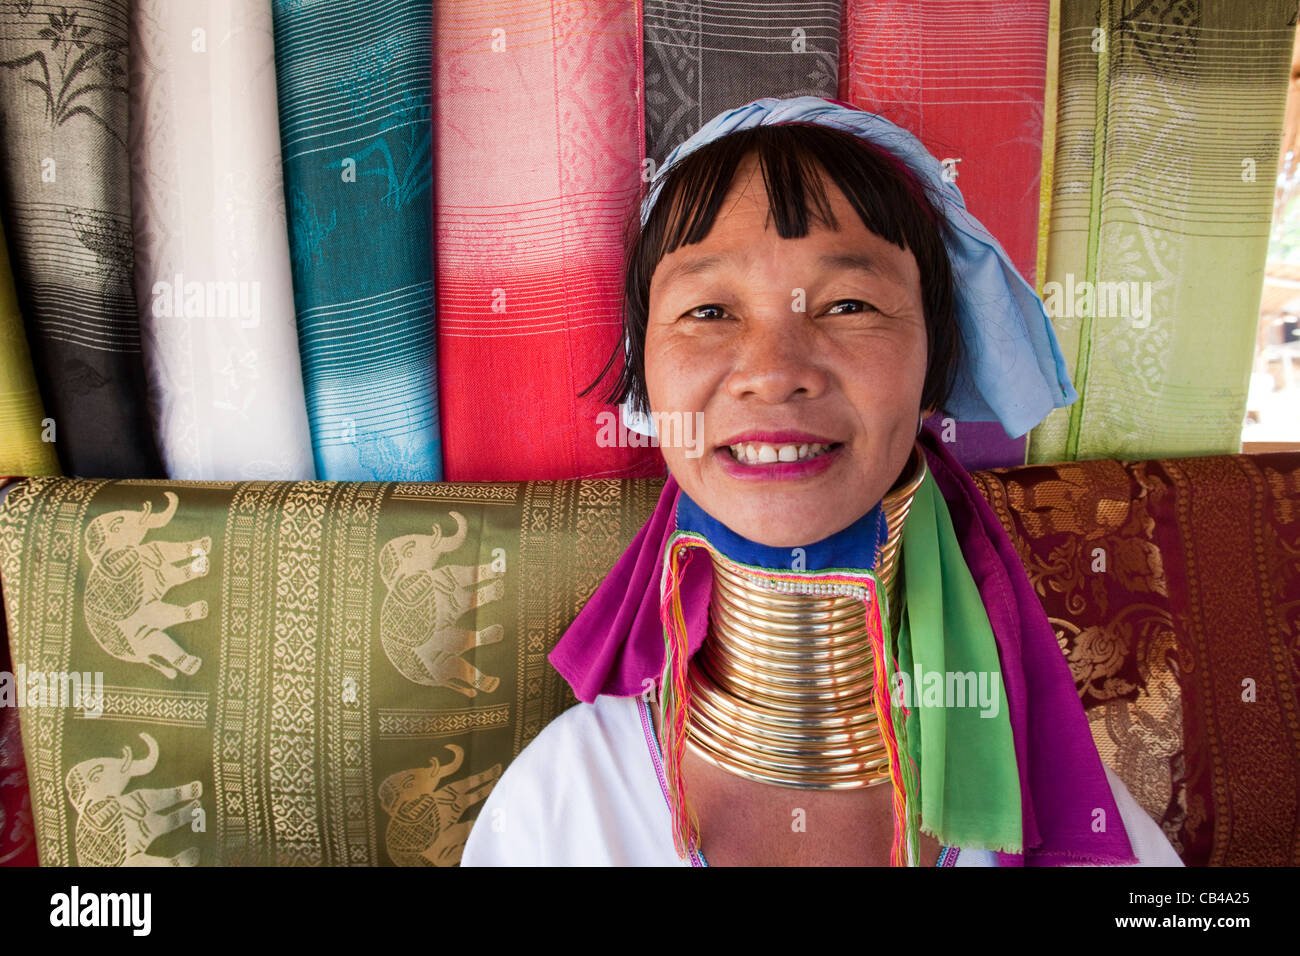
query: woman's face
[{"left": 644, "top": 154, "right": 930, "bottom": 548}]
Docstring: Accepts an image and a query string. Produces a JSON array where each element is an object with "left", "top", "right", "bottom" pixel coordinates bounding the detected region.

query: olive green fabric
[
  {"left": 1028, "top": 0, "right": 1294, "bottom": 462},
  {"left": 0, "top": 211, "right": 59, "bottom": 477},
  {"left": 0, "top": 476, "right": 662, "bottom": 865}
]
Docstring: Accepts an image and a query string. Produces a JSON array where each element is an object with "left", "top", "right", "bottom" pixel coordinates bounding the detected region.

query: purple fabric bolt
[{"left": 547, "top": 427, "right": 1135, "bottom": 865}]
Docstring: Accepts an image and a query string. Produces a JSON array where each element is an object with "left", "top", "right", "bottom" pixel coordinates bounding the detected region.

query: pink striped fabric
[
  {"left": 434, "top": 0, "right": 663, "bottom": 480},
  {"left": 840, "top": 1, "right": 1051, "bottom": 469}
]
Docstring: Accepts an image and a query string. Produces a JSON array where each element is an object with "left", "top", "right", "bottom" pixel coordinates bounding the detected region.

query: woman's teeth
[{"left": 726, "top": 442, "right": 834, "bottom": 464}]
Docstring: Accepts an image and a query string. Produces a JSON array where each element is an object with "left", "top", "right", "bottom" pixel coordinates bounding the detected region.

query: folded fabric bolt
[
  {"left": 0, "top": 475, "right": 660, "bottom": 865},
  {"left": 271, "top": 0, "right": 442, "bottom": 481},
  {"left": 0, "top": 213, "right": 59, "bottom": 477},
  {"left": 0, "top": 0, "right": 164, "bottom": 477},
  {"left": 130, "top": 0, "right": 315, "bottom": 481}
]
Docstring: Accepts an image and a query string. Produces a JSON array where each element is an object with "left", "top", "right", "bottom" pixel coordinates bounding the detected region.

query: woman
[{"left": 462, "top": 96, "right": 1183, "bottom": 867}]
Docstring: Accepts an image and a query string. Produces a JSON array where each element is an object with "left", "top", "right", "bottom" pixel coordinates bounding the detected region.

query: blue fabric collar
[{"left": 673, "top": 490, "right": 888, "bottom": 572}]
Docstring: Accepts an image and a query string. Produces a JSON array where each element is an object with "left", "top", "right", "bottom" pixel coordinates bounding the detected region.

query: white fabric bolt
[{"left": 130, "top": 0, "right": 315, "bottom": 479}]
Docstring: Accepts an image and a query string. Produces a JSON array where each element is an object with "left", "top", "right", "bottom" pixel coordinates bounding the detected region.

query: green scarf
[{"left": 894, "top": 470, "right": 1022, "bottom": 854}]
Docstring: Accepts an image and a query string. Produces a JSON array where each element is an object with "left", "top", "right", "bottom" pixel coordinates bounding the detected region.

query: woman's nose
[{"left": 723, "top": 314, "right": 830, "bottom": 406}]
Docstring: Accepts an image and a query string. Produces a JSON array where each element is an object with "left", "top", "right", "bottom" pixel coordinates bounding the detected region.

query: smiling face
[{"left": 644, "top": 153, "right": 930, "bottom": 548}]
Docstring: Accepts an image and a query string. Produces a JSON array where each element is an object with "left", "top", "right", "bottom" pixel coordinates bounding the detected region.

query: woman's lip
[{"left": 713, "top": 443, "right": 843, "bottom": 481}]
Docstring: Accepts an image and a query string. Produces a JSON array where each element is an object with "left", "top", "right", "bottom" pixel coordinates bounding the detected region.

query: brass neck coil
[{"left": 683, "top": 444, "right": 928, "bottom": 789}]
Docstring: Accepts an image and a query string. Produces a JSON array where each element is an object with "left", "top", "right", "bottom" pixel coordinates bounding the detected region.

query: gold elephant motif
[
  {"left": 378, "top": 745, "right": 502, "bottom": 866},
  {"left": 82, "top": 492, "right": 211, "bottom": 679},
  {"left": 64, "top": 733, "right": 202, "bottom": 867},
  {"left": 378, "top": 511, "right": 505, "bottom": 697}
]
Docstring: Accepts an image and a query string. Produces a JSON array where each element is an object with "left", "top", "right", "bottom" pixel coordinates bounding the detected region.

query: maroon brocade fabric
[
  {"left": 971, "top": 451, "right": 1300, "bottom": 866},
  {"left": 0, "top": 576, "right": 37, "bottom": 866}
]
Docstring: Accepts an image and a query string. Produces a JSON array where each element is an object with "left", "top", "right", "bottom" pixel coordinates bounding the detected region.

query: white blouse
[{"left": 461, "top": 693, "right": 1185, "bottom": 867}]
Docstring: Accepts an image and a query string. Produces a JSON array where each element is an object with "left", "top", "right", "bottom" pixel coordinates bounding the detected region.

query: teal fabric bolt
[{"left": 271, "top": 0, "right": 442, "bottom": 480}]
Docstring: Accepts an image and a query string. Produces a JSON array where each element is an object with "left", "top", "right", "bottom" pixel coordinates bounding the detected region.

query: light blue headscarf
[{"left": 620, "top": 95, "right": 1076, "bottom": 441}]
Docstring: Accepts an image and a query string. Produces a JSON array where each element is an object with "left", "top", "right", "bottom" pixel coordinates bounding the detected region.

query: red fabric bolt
[
  {"left": 433, "top": 0, "right": 664, "bottom": 481},
  {"left": 839, "top": 0, "right": 1051, "bottom": 469},
  {"left": 0, "top": 574, "right": 37, "bottom": 867}
]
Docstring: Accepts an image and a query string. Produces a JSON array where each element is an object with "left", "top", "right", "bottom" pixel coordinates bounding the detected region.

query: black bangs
[{"left": 582, "top": 122, "right": 962, "bottom": 422}]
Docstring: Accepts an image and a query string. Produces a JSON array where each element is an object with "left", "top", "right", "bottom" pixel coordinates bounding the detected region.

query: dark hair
[{"left": 582, "top": 122, "right": 963, "bottom": 419}]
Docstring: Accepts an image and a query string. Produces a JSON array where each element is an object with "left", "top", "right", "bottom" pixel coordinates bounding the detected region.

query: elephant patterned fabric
[{"left": 0, "top": 476, "right": 661, "bottom": 865}]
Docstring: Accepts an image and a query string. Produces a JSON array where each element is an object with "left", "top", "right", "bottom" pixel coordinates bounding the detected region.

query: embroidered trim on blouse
[{"left": 638, "top": 696, "right": 707, "bottom": 867}]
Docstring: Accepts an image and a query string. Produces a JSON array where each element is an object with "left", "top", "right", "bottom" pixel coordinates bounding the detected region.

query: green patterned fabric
[
  {"left": 0, "top": 477, "right": 661, "bottom": 865},
  {"left": 1029, "top": 0, "right": 1294, "bottom": 463}
]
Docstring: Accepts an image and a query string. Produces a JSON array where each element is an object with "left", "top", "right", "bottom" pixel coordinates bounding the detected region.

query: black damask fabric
[{"left": 0, "top": 1, "right": 162, "bottom": 477}]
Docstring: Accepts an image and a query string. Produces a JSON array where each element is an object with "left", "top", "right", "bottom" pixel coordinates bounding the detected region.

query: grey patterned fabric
[
  {"left": 643, "top": 0, "right": 841, "bottom": 167},
  {"left": 0, "top": 1, "right": 162, "bottom": 477}
]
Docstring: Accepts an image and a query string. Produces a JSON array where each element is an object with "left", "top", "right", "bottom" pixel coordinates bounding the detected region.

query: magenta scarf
[{"left": 549, "top": 425, "right": 1136, "bottom": 865}]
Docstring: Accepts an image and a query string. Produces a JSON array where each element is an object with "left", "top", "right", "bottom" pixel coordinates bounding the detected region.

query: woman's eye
[
  {"left": 826, "top": 299, "right": 876, "bottom": 315},
  {"left": 682, "top": 300, "right": 874, "bottom": 320}
]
